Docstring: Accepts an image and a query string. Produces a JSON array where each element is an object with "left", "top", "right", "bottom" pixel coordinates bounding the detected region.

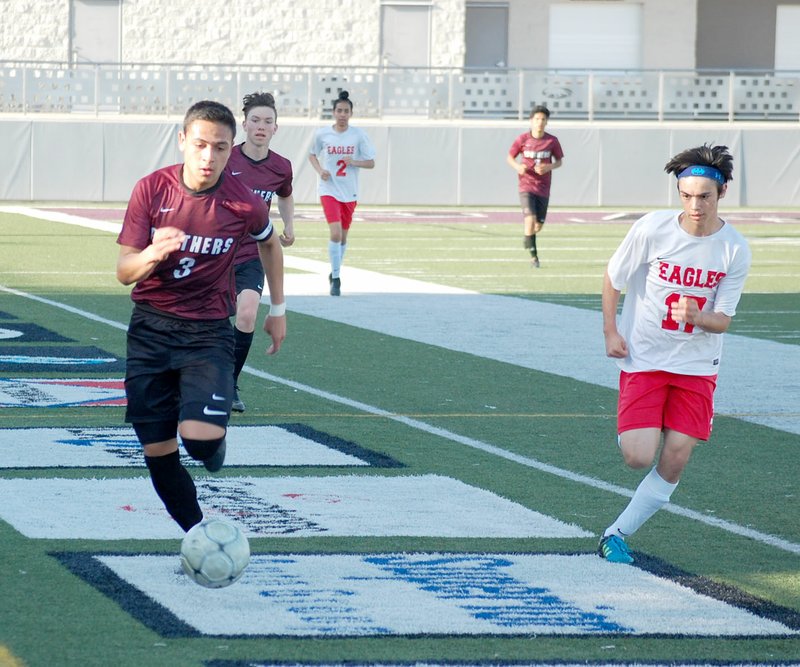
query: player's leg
[
  {"left": 520, "top": 192, "right": 537, "bottom": 263},
  {"left": 125, "top": 307, "right": 204, "bottom": 532},
  {"left": 232, "top": 259, "right": 265, "bottom": 412},
  {"left": 599, "top": 371, "right": 669, "bottom": 562},
  {"left": 321, "top": 196, "right": 343, "bottom": 295},
  {"left": 600, "top": 373, "right": 712, "bottom": 562},
  {"left": 176, "top": 317, "right": 235, "bottom": 472},
  {"left": 338, "top": 201, "right": 356, "bottom": 273},
  {"left": 530, "top": 195, "right": 549, "bottom": 267}
]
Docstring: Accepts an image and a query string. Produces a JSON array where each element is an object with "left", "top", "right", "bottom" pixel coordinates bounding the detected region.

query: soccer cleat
[
  {"left": 231, "top": 386, "right": 245, "bottom": 413},
  {"left": 531, "top": 256, "right": 541, "bottom": 268},
  {"left": 202, "top": 438, "right": 226, "bottom": 473},
  {"left": 329, "top": 275, "right": 341, "bottom": 296},
  {"left": 598, "top": 534, "right": 634, "bottom": 564}
]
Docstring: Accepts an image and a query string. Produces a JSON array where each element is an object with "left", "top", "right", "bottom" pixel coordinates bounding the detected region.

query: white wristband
[{"left": 269, "top": 302, "right": 286, "bottom": 317}]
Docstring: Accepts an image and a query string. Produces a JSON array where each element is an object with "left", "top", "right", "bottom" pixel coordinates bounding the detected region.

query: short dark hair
[
  {"left": 530, "top": 105, "right": 550, "bottom": 119},
  {"left": 182, "top": 100, "right": 236, "bottom": 140},
  {"left": 242, "top": 91, "right": 277, "bottom": 122},
  {"left": 664, "top": 143, "right": 733, "bottom": 190},
  {"left": 332, "top": 89, "right": 353, "bottom": 110}
]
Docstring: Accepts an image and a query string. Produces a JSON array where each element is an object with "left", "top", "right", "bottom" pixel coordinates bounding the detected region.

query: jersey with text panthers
[
  {"left": 226, "top": 144, "right": 293, "bottom": 265},
  {"left": 118, "top": 164, "right": 272, "bottom": 319}
]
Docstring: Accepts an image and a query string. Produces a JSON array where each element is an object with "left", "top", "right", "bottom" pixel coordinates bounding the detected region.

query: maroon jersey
[
  {"left": 508, "top": 131, "right": 564, "bottom": 197},
  {"left": 226, "top": 144, "right": 293, "bottom": 265},
  {"left": 117, "top": 164, "right": 272, "bottom": 319}
]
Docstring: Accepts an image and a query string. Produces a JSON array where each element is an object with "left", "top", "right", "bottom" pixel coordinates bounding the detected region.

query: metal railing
[{"left": 2, "top": 61, "right": 800, "bottom": 121}]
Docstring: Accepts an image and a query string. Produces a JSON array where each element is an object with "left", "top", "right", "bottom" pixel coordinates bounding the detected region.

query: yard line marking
[{"left": 1, "top": 284, "right": 798, "bottom": 555}]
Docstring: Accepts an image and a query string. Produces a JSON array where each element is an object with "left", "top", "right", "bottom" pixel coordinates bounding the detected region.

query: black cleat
[
  {"left": 329, "top": 275, "right": 341, "bottom": 296},
  {"left": 231, "top": 386, "right": 245, "bottom": 413},
  {"left": 202, "top": 438, "right": 226, "bottom": 473}
]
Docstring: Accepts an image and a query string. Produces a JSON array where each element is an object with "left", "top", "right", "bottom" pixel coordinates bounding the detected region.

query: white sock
[
  {"left": 328, "top": 240, "right": 342, "bottom": 278},
  {"left": 604, "top": 467, "right": 678, "bottom": 538},
  {"left": 340, "top": 243, "right": 347, "bottom": 264}
]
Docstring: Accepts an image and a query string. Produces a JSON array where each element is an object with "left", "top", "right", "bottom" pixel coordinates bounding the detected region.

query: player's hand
[
  {"left": 671, "top": 296, "right": 700, "bottom": 325},
  {"left": 264, "top": 313, "right": 286, "bottom": 355},
  {"left": 149, "top": 226, "right": 186, "bottom": 261},
  {"left": 604, "top": 331, "right": 628, "bottom": 358},
  {"left": 320, "top": 169, "right": 331, "bottom": 181},
  {"left": 279, "top": 229, "right": 295, "bottom": 247}
]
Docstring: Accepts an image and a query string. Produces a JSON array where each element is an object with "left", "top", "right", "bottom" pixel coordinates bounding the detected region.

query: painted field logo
[
  {"left": 58, "top": 552, "right": 800, "bottom": 638},
  {"left": 0, "top": 378, "right": 126, "bottom": 407},
  {"left": 0, "top": 425, "right": 377, "bottom": 469}
]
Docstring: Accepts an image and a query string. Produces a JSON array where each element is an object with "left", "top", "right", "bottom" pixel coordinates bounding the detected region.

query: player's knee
[{"left": 182, "top": 436, "right": 226, "bottom": 462}]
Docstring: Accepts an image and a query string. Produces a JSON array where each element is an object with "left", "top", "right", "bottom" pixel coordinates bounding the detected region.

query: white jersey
[
  {"left": 311, "top": 125, "right": 376, "bottom": 203},
  {"left": 607, "top": 210, "right": 751, "bottom": 376}
]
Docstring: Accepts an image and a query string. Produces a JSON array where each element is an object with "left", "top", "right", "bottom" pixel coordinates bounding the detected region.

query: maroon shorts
[{"left": 617, "top": 370, "right": 717, "bottom": 441}]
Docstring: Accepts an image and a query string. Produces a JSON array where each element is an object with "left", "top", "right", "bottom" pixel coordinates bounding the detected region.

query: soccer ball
[{"left": 180, "top": 519, "right": 250, "bottom": 589}]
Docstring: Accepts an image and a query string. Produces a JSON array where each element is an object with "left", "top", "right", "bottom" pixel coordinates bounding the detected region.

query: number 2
[{"left": 336, "top": 160, "right": 347, "bottom": 177}]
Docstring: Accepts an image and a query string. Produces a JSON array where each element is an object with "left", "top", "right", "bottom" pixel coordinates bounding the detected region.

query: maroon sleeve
[{"left": 117, "top": 177, "right": 153, "bottom": 249}]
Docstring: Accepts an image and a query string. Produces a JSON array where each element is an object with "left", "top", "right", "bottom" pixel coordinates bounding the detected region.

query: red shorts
[
  {"left": 617, "top": 370, "right": 717, "bottom": 441},
  {"left": 321, "top": 196, "right": 357, "bottom": 229}
]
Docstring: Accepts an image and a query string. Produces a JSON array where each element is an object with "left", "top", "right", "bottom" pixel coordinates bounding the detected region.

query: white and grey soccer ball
[{"left": 180, "top": 519, "right": 250, "bottom": 588}]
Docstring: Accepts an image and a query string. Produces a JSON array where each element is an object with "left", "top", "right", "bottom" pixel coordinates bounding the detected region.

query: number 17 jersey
[{"left": 607, "top": 210, "right": 751, "bottom": 376}]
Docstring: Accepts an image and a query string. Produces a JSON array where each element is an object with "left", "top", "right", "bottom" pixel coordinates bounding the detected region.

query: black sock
[
  {"left": 523, "top": 235, "right": 533, "bottom": 250},
  {"left": 530, "top": 234, "right": 538, "bottom": 257},
  {"left": 144, "top": 451, "right": 202, "bottom": 532},
  {"left": 233, "top": 327, "right": 254, "bottom": 383}
]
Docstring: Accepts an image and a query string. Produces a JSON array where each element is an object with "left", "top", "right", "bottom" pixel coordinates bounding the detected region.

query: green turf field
[{"left": 0, "top": 207, "right": 798, "bottom": 667}]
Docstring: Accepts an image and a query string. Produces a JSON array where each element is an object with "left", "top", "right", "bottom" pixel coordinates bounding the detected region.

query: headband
[{"left": 677, "top": 165, "right": 726, "bottom": 185}]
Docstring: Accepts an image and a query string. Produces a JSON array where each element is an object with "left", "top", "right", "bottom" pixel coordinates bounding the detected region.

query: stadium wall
[{"left": 2, "top": 118, "right": 800, "bottom": 208}]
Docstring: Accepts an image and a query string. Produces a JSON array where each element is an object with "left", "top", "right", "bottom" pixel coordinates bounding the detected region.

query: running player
[
  {"left": 116, "top": 100, "right": 286, "bottom": 532},
  {"left": 308, "top": 90, "right": 375, "bottom": 296},
  {"left": 507, "top": 105, "right": 564, "bottom": 268},
  {"left": 227, "top": 91, "right": 295, "bottom": 412},
  {"left": 598, "top": 144, "right": 751, "bottom": 564}
]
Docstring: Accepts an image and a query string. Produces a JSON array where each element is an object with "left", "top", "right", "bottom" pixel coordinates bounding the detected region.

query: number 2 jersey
[
  {"left": 311, "top": 125, "right": 376, "bottom": 202},
  {"left": 607, "top": 210, "right": 751, "bottom": 376},
  {"left": 117, "top": 164, "right": 273, "bottom": 320}
]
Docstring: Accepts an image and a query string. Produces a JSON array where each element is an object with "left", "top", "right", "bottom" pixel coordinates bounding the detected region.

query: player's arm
[
  {"left": 342, "top": 156, "right": 374, "bottom": 169},
  {"left": 672, "top": 298, "right": 732, "bottom": 334},
  {"left": 602, "top": 270, "right": 628, "bottom": 358},
  {"left": 277, "top": 194, "right": 295, "bottom": 247},
  {"left": 506, "top": 152, "right": 525, "bottom": 176},
  {"left": 257, "top": 233, "right": 286, "bottom": 355},
  {"left": 116, "top": 227, "right": 186, "bottom": 285},
  {"left": 308, "top": 153, "right": 330, "bottom": 180}
]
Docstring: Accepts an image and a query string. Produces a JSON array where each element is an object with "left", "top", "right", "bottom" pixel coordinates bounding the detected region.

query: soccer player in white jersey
[
  {"left": 308, "top": 90, "right": 376, "bottom": 296},
  {"left": 598, "top": 144, "right": 751, "bottom": 564}
]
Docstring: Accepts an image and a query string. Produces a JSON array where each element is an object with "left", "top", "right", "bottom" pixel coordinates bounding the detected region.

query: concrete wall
[
  {"left": 0, "top": 0, "right": 466, "bottom": 68},
  {"left": 506, "top": 0, "right": 697, "bottom": 70},
  {"left": 3, "top": 117, "right": 799, "bottom": 208}
]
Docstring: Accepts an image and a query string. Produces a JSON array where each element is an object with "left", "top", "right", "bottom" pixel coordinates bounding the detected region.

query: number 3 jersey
[
  {"left": 117, "top": 164, "right": 273, "bottom": 320},
  {"left": 607, "top": 210, "right": 751, "bottom": 376},
  {"left": 311, "top": 125, "right": 376, "bottom": 202}
]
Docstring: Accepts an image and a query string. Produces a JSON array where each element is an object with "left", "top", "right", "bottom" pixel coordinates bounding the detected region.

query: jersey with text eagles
[
  {"left": 311, "top": 125, "right": 376, "bottom": 202},
  {"left": 508, "top": 131, "right": 564, "bottom": 197},
  {"left": 226, "top": 144, "right": 293, "bottom": 265},
  {"left": 607, "top": 210, "right": 751, "bottom": 376},
  {"left": 117, "top": 164, "right": 273, "bottom": 320}
]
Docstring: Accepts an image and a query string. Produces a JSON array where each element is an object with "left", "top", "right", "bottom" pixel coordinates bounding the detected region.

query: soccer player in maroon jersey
[
  {"left": 116, "top": 100, "right": 286, "bottom": 532},
  {"left": 226, "top": 91, "right": 295, "bottom": 412},
  {"left": 507, "top": 105, "right": 564, "bottom": 268}
]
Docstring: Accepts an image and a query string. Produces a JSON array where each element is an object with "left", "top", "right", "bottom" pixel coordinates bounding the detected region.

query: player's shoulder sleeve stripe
[{"left": 251, "top": 219, "right": 274, "bottom": 242}]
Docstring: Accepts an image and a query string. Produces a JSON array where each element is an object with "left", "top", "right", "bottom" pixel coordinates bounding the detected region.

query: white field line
[{"left": 2, "top": 207, "right": 799, "bottom": 554}]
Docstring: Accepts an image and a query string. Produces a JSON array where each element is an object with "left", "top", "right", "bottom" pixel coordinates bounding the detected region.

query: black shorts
[
  {"left": 124, "top": 304, "right": 235, "bottom": 436},
  {"left": 234, "top": 258, "right": 265, "bottom": 296},
  {"left": 519, "top": 192, "right": 550, "bottom": 223}
]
